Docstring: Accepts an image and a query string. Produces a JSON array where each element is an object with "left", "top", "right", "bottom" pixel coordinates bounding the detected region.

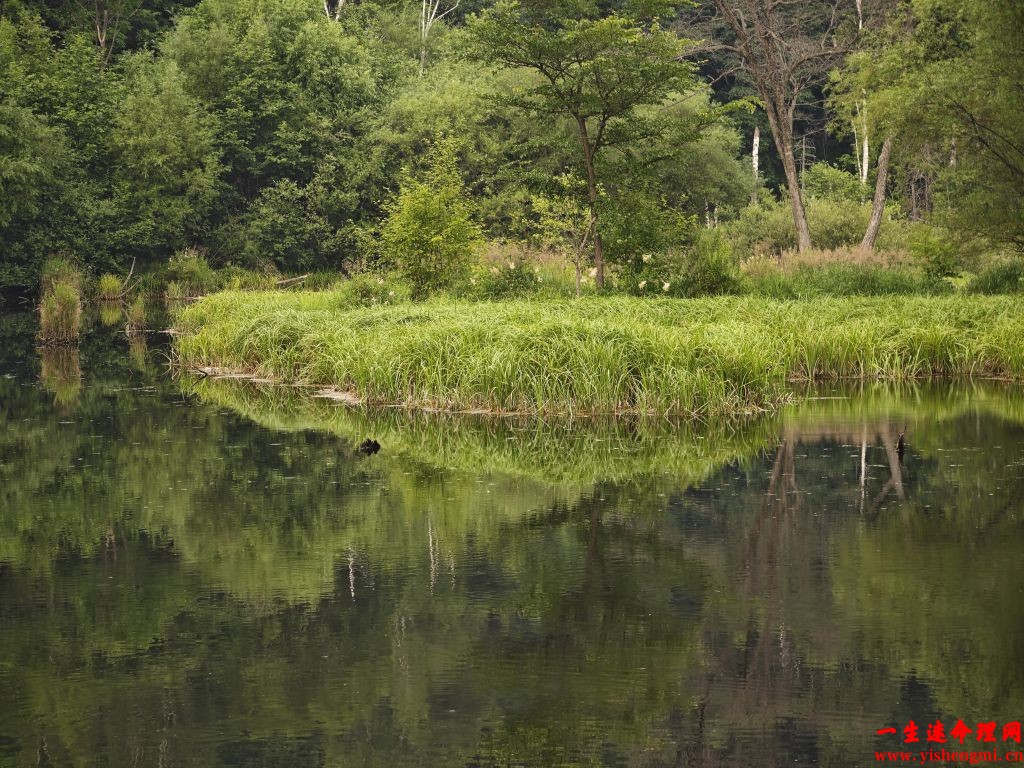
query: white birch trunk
[
  {"left": 751, "top": 125, "right": 760, "bottom": 204},
  {"left": 852, "top": 120, "right": 862, "bottom": 182},
  {"left": 859, "top": 100, "right": 870, "bottom": 186},
  {"left": 420, "top": 0, "right": 460, "bottom": 76}
]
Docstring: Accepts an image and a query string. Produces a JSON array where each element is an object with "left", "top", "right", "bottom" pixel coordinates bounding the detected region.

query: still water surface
[{"left": 1, "top": 312, "right": 1023, "bottom": 767}]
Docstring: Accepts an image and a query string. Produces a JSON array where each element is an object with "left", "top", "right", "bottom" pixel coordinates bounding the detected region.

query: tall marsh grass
[
  {"left": 174, "top": 293, "right": 1024, "bottom": 418},
  {"left": 96, "top": 273, "right": 124, "bottom": 301},
  {"left": 38, "top": 281, "right": 82, "bottom": 345}
]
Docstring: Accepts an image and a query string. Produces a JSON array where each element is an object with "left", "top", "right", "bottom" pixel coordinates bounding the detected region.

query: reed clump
[
  {"left": 38, "top": 281, "right": 83, "bottom": 346},
  {"left": 96, "top": 273, "right": 124, "bottom": 301},
  {"left": 174, "top": 293, "right": 1024, "bottom": 418}
]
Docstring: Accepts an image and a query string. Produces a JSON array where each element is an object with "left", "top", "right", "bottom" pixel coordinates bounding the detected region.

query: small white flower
[
  {"left": 507, "top": 260, "right": 515, "bottom": 269},
  {"left": 642, "top": 254, "right": 652, "bottom": 264},
  {"left": 662, "top": 282, "right": 671, "bottom": 292},
  {"left": 589, "top": 267, "right": 597, "bottom": 278},
  {"left": 639, "top": 280, "right": 648, "bottom": 290},
  {"left": 377, "top": 278, "right": 385, "bottom": 285},
  {"left": 388, "top": 291, "right": 395, "bottom": 297}
]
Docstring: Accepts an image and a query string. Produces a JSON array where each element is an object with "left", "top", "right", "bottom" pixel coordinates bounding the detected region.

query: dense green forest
[{"left": 1, "top": 0, "right": 1021, "bottom": 294}]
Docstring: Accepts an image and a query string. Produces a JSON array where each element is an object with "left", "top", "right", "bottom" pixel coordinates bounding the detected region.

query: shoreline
[{"left": 173, "top": 292, "right": 1024, "bottom": 419}]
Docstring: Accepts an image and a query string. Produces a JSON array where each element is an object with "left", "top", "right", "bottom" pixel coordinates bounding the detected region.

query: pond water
[{"left": 2, "top": 311, "right": 1024, "bottom": 767}]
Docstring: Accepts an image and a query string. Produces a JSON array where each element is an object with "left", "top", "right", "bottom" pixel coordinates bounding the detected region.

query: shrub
[
  {"left": 96, "top": 273, "right": 123, "bottom": 301},
  {"left": 804, "top": 198, "right": 870, "bottom": 250},
  {"left": 721, "top": 199, "right": 795, "bottom": 257},
  {"left": 802, "top": 163, "right": 865, "bottom": 203},
  {"left": 232, "top": 178, "right": 344, "bottom": 273},
  {"left": 167, "top": 248, "right": 219, "bottom": 296},
  {"left": 381, "top": 139, "right": 483, "bottom": 298},
  {"left": 909, "top": 228, "right": 962, "bottom": 279},
  {"left": 723, "top": 197, "right": 906, "bottom": 257},
  {"left": 968, "top": 259, "right": 1024, "bottom": 294},
  {"left": 679, "top": 230, "right": 743, "bottom": 297},
  {"left": 468, "top": 257, "right": 545, "bottom": 299},
  {"left": 623, "top": 230, "right": 741, "bottom": 298},
  {"left": 335, "top": 272, "right": 411, "bottom": 308},
  {"left": 38, "top": 281, "right": 82, "bottom": 344},
  {"left": 126, "top": 295, "right": 147, "bottom": 332}
]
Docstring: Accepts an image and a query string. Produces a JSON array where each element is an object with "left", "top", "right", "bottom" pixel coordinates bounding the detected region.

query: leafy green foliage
[
  {"left": 466, "top": 1, "right": 699, "bottom": 285},
  {"left": 165, "top": 248, "right": 218, "bottom": 296},
  {"left": 468, "top": 257, "right": 545, "bottom": 299},
  {"left": 723, "top": 198, "right": 918, "bottom": 257},
  {"left": 0, "top": 0, "right": 1014, "bottom": 295},
  {"left": 621, "top": 231, "right": 741, "bottom": 298},
  {"left": 743, "top": 262, "right": 949, "bottom": 299},
  {"left": 834, "top": 0, "right": 1024, "bottom": 247},
  {"left": 381, "top": 140, "right": 483, "bottom": 297},
  {"left": 909, "top": 227, "right": 963, "bottom": 279},
  {"left": 334, "top": 272, "right": 411, "bottom": 308},
  {"left": 802, "top": 163, "right": 864, "bottom": 203},
  {"left": 111, "top": 57, "right": 221, "bottom": 255},
  {"left": 39, "top": 256, "right": 85, "bottom": 296}
]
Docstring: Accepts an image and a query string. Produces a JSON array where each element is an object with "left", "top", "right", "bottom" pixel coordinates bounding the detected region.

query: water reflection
[
  {"left": 1, "top": 315, "right": 1023, "bottom": 767},
  {"left": 39, "top": 346, "right": 81, "bottom": 409}
]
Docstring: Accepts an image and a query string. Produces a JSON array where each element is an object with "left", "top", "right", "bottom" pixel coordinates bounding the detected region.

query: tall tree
[
  {"left": 467, "top": 0, "right": 695, "bottom": 288},
  {"left": 683, "top": 0, "right": 860, "bottom": 252},
  {"left": 837, "top": 0, "right": 1024, "bottom": 248},
  {"left": 861, "top": 136, "right": 891, "bottom": 249}
]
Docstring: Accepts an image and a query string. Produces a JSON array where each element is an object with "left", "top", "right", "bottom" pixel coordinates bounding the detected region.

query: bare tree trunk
[
  {"left": 751, "top": 125, "right": 760, "bottom": 205},
  {"left": 781, "top": 142, "right": 813, "bottom": 252},
  {"left": 861, "top": 137, "right": 892, "bottom": 250},
  {"left": 763, "top": 104, "right": 812, "bottom": 252}
]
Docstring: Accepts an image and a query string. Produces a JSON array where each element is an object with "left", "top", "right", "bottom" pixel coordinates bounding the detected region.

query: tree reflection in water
[{"left": 1, "top": 319, "right": 1023, "bottom": 767}]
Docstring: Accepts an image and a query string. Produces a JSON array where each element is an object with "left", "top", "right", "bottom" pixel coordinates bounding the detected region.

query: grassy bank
[{"left": 174, "top": 293, "right": 1024, "bottom": 417}]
